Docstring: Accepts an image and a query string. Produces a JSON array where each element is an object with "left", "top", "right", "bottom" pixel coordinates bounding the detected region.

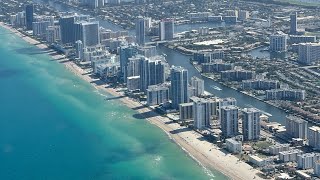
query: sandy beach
[{"left": 0, "top": 22, "right": 264, "bottom": 180}]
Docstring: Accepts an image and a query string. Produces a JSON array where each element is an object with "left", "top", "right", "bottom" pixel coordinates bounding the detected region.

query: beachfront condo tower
[
  {"left": 221, "top": 105, "right": 239, "bottom": 138},
  {"left": 171, "top": 66, "right": 189, "bottom": 109},
  {"left": 25, "top": 4, "right": 34, "bottom": 30},
  {"left": 242, "top": 108, "right": 262, "bottom": 141}
]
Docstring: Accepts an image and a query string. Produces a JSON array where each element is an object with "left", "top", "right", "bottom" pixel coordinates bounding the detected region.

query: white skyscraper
[
  {"left": 126, "top": 55, "right": 142, "bottom": 77},
  {"left": 217, "top": 97, "right": 237, "bottom": 124},
  {"left": 286, "top": 115, "right": 308, "bottom": 139},
  {"left": 75, "top": 40, "right": 84, "bottom": 60},
  {"left": 242, "top": 108, "right": 262, "bottom": 141},
  {"left": 190, "top": 76, "right": 204, "bottom": 97},
  {"left": 221, "top": 105, "right": 239, "bottom": 138},
  {"left": 298, "top": 43, "right": 320, "bottom": 65},
  {"left": 159, "top": 18, "right": 174, "bottom": 41},
  {"left": 308, "top": 126, "right": 320, "bottom": 150},
  {"left": 270, "top": 33, "right": 287, "bottom": 52},
  {"left": 147, "top": 84, "right": 170, "bottom": 106},
  {"left": 191, "top": 97, "right": 211, "bottom": 129}
]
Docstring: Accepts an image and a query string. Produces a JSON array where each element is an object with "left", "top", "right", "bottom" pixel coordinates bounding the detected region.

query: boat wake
[{"left": 210, "top": 85, "right": 222, "bottom": 91}]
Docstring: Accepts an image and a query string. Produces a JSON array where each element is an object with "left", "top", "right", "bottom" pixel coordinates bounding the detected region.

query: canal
[{"left": 33, "top": 0, "right": 288, "bottom": 124}]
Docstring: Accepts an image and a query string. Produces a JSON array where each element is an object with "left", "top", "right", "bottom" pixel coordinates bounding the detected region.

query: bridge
[
  {"left": 144, "top": 38, "right": 198, "bottom": 46},
  {"left": 144, "top": 40, "right": 168, "bottom": 46}
]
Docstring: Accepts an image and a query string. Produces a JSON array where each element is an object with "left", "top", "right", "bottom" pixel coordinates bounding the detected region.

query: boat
[{"left": 210, "top": 85, "right": 222, "bottom": 91}]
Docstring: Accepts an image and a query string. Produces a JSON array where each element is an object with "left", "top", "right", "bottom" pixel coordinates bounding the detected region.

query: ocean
[{"left": 0, "top": 27, "right": 227, "bottom": 180}]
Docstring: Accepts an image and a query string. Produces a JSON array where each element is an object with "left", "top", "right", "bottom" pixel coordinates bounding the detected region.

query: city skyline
[{"left": 2, "top": 0, "right": 320, "bottom": 179}]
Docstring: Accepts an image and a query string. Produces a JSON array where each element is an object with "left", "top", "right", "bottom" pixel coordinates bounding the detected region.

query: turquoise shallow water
[{"left": 0, "top": 27, "right": 227, "bottom": 180}]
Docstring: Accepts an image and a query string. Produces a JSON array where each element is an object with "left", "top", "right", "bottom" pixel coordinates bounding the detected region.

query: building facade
[
  {"left": 270, "top": 34, "right": 287, "bottom": 52},
  {"left": 25, "top": 4, "right": 34, "bottom": 30},
  {"left": 191, "top": 97, "right": 212, "bottom": 129},
  {"left": 190, "top": 76, "right": 204, "bottom": 97},
  {"left": 221, "top": 105, "right": 239, "bottom": 138},
  {"left": 242, "top": 108, "right": 262, "bottom": 141},
  {"left": 171, "top": 66, "right": 189, "bottom": 109},
  {"left": 159, "top": 19, "right": 174, "bottom": 41},
  {"left": 290, "top": 12, "right": 297, "bottom": 35},
  {"left": 266, "top": 89, "right": 306, "bottom": 101},
  {"left": 297, "top": 153, "right": 320, "bottom": 170},
  {"left": 179, "top": 102, "right": 194, "bottom": 121},
  {"left": 135, "top": 17, "right": 145, "bottom": 45},
  {"left": 147, "top": 84, "right": 170, "bottom": 106},
  {"left": 308, "top": 126, "right": 320, "bottom": 150},
  {"left": 298, "top": 43, "right": 320, "bottom": 65},
  {"left": 286, "top": 115, "right": 308, "bottom": 139}
]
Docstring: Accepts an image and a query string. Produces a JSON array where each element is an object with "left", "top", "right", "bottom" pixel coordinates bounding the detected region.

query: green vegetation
[{"left": 253, "top": 141, "right": 273, "bottom": 150}]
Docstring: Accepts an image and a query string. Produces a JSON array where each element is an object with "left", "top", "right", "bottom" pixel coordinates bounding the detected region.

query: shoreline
[{"left": 0, "top": 22, "right": 264, "bottom": 180}]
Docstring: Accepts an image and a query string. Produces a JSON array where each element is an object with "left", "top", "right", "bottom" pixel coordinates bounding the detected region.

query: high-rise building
[
  {"left": 144, "top": 17, "right": 152, "bottom": 32},
  {"left": 137, "top": 46, "right": 157, "bottom": 58},
  {"left": 221, "top": 69, "right": 255, "bottom": 82},
  {"left": 147, "top": 84, "right": 170, "bottom": 106},
  {"left": 119, "top": 45, "right": 138, "bottom": 80},
  {"left": 269, "top": 144, "right": 290, "bottom": 155},
  {"left": 80, "top": 21, "right": 100, "bottom": 47},
  {"left": 135, "top": 0, "right": 146, "bottom": 4},
  {"left": 238, "top": 10, "right": 250, "bottom": 21},
  {"left": 127, "top": 55, "right": 143, "bottom": 77},
  {"left": 98, "top": 0, "right": 105, "bottom": 7},
  {"left": 217, "top": 97, "right": 237, "bottom": 124},
  {"left": 127, "top": 76, "right": 140, "bottom": 91},
  {"left": 135, "top": 17, "right": 145, "bottom": 45},
  {"left": 315, "top": 160, "right": 320, "bottom": 177},
  {"left": 59, "top": 16, "right": 76, "bottom": 44},
  {"left": 75, "top": 40, "right": 84, "bottom": 60},
  {"left": 191, "top": 97, "right": 212, "bottom": 129},
  {"left": 242, "top": 108, "right": 262, "bottom": 141},
  {"left": 270, "top": 33, "right": 288, "bottom": 52},
  {"left": 266, "top": 88, "right": 306, "bottom": 101},
  {"left": 290, "top": 12, "right": 297, "bottom": 35},
  {"left": 242, "top": 79, "right": 280, "bottom": 90},
  {"left": 297, "top": 153, "right": 320, "bottom": 170},
  {"left": 107, "top": 0, "right": 121, "bottom": 5},
  {"left": 159, "top": 19, "right": 174, "bottom": 41},
  {"left": 225, "top": 10, "right": 238, "bottom": 17},
  {"left": 308, "top": 126, "right": 320, "bottom": 150},
  {"left": 139, "top": 57, "right": 165, "bottom": 92},
  {"left": 298, "top": 43, "right": 320, "bottom": 65},
  {"left": 289, "top": 35, "right": 316, "bottom": 44},
  {"left": 32, "top": 21, "right": 51, "bottom": 39},
  {"left": 25, "top": 4, "right": 34, "bottom": 30},
  {"left": 179, "top": 102, "right": 194, "bottom": 121},
  {"left": 190, "top": 76, "right": 204, "bottom": 97},
  {"left": 221, "top": 105, "right": 239, "bottom": 138},
  {"left": 286, "top": 115, "right": 308, "bottom": 139},
  {"left": 46, "top": 26, "right": 57, "bottom": 44},
  {"left": 279, "top": 149, "right": 303, "bottom": 162},
  {"left": 171, "top": 66, "right": 189, "bottom": 109},
  {"left": 47, "top": 25, "right": 61, "bottom": 42}
]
